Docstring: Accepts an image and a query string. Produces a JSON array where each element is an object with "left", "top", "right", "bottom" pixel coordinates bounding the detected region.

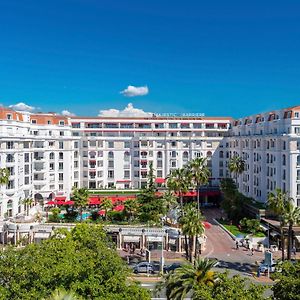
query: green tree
[
  {"left": 220, "top": 178, "right": 244, "bottom": 222},
  {"left": 179, "top": 204, "right": 205, "bottom": 262},
  {"left": 268, "top": 188, "right": 291, "bottom": 260},
  {"left": 0, "top": 224, "right": 150, "bottom": 300},
  {"left": 228, "top": 155, "right": 245, "bottom": 184},
  {"left": 138, "top": 164, "right": 166, "bottom": 224},
  {"left": 187, "top": 158, "right": 210, "bottom": 211},
  {"left": 22, "top": 198, "right": 34, "bottom": 216},
  {"left": 193, "top": 273, "right": 267, "bottom": 300},
  {"left": 101, "top": 197, "right": 113, "bottom": 221},
  {"left": 124, "top": 199, "right": 139, "bottom": 221},
  {"left": 71, "top": 187, "right": 89, "bottom": 222},
  {"left": 49, "top": 207, "right": 61, "bottom": 222},
  {"left": 156, "top": 258, "right": 217, "bottom": 300},
  {"left": 272, "top": 260, "right": 300, "bottom": 300},
  {"left": 167, "top": 168, "right": 191, "bottom": 209},
  {"left": 283, "top": 201, "right": 300, "bottom": 260}
]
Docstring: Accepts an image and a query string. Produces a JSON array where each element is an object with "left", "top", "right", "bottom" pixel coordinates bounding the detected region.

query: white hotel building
[
  {"left": 223, "top": 105, "right": 300, "bottom": 207},
  {"left": 1, "top": 105, "right": 300, "bottom": 218}
]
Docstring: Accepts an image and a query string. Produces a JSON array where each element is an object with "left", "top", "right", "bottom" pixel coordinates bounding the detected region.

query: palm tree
[
  {"left": 22, "top": 198, "right": 34, "bottom": 216},
  {"left": 187, "top": 158, "right": 210, "bottom": 211},
  {"left": 228, "top": 155, "right": 245, "bottom": 185},
  {"left": 283, "top": 201, "right": 300, "bottom": 260},
  {"left": 179, "top": 204, "right": 205, "bottom": 262},
  {"left": 100, "top": 197, "right": 113, "bottom": 221},
  {"left": 267, "top": 188, "right": 291, "bottom": 260},
  {"left": 72, "top": 187, "right": 89, "bottom": 222},
  {"left": 156, "top": 257, "right": 217, "bottom": 300},
  {"left": 162, "top": 191, "right": 178, "bottom": 225},
  {"left": 45, "top": 289, "right": 79, "bottom": 300},
  {"left": 167, "top": 168, "right": 191, "bottom": 209},
  {"left": 0, "top": 168, "right": 10, "bottom": 217},
  {"left": 124, "top": 199, "right": 139, "bottom": 221}
]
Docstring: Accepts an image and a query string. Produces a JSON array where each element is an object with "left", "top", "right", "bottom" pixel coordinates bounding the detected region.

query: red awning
[
  {"left": 55, "top": 196, "right": 66, "bottom": 201},
  {"left": 89, "top": 197, "right": 100, "bottom": 205},
  {"left": 65, "top": 200, "right": 74, "bottom": 205},
  {"left": 155, "top": 178, "right": 165, "bottom": 183},
  {"left": 57, "top": 200, "right": 66, "bottom": 205},
  {"left": 47, "top": 201, "right": 56, "bottom": 205}
]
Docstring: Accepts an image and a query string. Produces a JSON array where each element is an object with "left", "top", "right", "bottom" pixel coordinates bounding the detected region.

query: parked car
[
  {"left": 133, "top": 262, "right": 155, "bottom": 274},
  {"left": 163, "top": 263, "right": 182, "bottom": 273}
]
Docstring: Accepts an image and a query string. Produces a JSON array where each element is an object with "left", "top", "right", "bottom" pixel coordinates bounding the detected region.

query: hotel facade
[{"left": 0, "top": 105, "right": 300, "bottom": 218}]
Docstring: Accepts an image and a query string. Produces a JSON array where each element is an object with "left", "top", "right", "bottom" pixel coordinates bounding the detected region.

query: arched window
[
  {"left": 157, "top": 151, "right": 162, "bottom": 159},
  {"left": 108, "top": 151, "right": 114, "bottom": 159},
  {"left": 171, "top": 151, "right": 177, "bottom": 158},
  {"left": 183, "top": 151, "right": 189, "bottom": 161},
  {"left": 49, "top": 152, "right": 54, "bottom": 160},
  {"left": 59, "top": 152, "right": 63, "bottom": 160}
]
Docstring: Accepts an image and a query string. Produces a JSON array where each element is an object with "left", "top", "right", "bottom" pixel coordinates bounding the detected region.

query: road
[{"left": 202, "top": 208, "right": 272, "bottom": 282}]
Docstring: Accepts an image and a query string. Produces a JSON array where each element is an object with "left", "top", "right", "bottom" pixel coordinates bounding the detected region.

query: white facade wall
[{"left": 224, "top": 107, "right": 300, "bottom": 206}]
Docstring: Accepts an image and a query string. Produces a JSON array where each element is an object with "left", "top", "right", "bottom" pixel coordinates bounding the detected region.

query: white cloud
[
  {"left": 120, "top": 85, "right": 149, "bottom": 97},
  {"left": 61, "top": 110, "right": 76, "bottom": 117},
  {"left": 9, "top": 102, "right": 36, "bottom": 112},
  {"left": 98, "top": 103, "right": 153, "bottom": 117}
]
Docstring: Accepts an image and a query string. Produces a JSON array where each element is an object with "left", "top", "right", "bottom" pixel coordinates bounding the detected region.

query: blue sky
[{"left": 0, "top": 0, "right": 300, "bottom": 117}]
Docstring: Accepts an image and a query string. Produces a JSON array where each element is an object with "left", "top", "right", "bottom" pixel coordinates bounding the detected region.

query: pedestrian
[
  {"left": 292, "top": 246, "right": 296, "bottom": 256},
  {"left": 251, "top": 248, "right": 254, "bottom": 256},
  {"left": 235, "top": 240, "right": 239, "bottom": 250},
  {"left": 257, "top": 267, "right": 261, "bottom": 278}
]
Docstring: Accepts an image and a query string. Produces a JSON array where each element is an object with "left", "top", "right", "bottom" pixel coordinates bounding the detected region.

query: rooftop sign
[{"left": 155, "top": 113, "right": 205, "bottom": 117}]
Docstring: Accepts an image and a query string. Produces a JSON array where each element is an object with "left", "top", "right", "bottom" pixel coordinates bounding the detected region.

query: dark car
[
  {"left": 163, "top": 263, "right": 182, "bottom": 273},
  {"left": 133, "top": 262, "right": 155, "bottom": 274}
]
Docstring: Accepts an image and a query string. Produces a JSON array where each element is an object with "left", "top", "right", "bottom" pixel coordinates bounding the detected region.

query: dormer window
[
  {"left": 6, "top": 114, "right": 12, "bottom": 120},
  {"left": 59, "top": 120, "right": 65, "bottom": 126},
  {"left": 31, "top": 119, "right": 37, "bottom": 124},
  {"left": 47, "top": 120, "right": 51, "bottom": 125}
]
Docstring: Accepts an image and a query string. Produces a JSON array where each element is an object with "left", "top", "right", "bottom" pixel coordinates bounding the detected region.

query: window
[
  {"left": 59, "top": 141, "right": 64, "bottom": 149},
  {"left": 59, "top": 162, "right": 63, "bottom": 170},
  {"left": 157, "top": 151, "right": 163, "bottom": 159},
  {"left": 59, "top": 173, "right": 64, "bottom": 181},
  {"left": 108, "top": 151, "right": 114, "bottom": 159},
  {"left": 206, "top": 142, "right": 212, "bottom": 148},
  {"left": 157, "top": 170, "right": 163, "bottom": 177},
  {"left": 59, "top": 120, "right": 65, "bottom": 126},
  {"left": 108, "top": 161, "right": 114, "bottom": 168},
  {"left": 124, "top": 141, "right": 130, "bottom": 148},
  {"left": 171, "top": 141, "right": 177, "bottom": 147},
  {"left": 59, "top": 184, "right": 64, "bottom": 191},
  {"left": 124, "top": 170, "right": 130, "bottom": 178},
  {"left": 60, "top": 131, "right": 64, "bottom": 136},
  {"left": 24, "top": 153, "right": 30, "bottom": 162},
  {"left": 25, "top": 177, "right": 30, "bottom": 185},
  {"left": 24, "top": 165, "right": 30, "bottom": 175},
  {"left": 108, "top": 170, "right": 114, "bottom": 178},
  {"left": 295, "top": 112, "right": 299, "bottom": 118},
  {"left": 31, "top": 119, "right": 37, "bottom": 124},
  {"left": 50, "top": 152, "right": 55, "bottom": 160},
  {"left": 49, "top": 163, "right": 54, "bottom": 171},
  {"left": 108, "top": 141, "right": 114, "bottom": 148},
  {"left": 47, "top": 120, "right": 51, "bottom": 125},
  {"left": 124, "top": 152, "right": 130, "bottom": 162},
  {"left": 7, "top": 114, "right": 12, "bottom": 120},
  {"left": 59, "top": 152, "right": 63, "bottom": 160},
  {"left": 282, "top": 154, "right": 286, "bottom": 166},
  {"left": 6, "top": 142, "right": 14, "bottom": 149},
  {"left": 297, "top": 155, "right": 300, "bottom": 167}
]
